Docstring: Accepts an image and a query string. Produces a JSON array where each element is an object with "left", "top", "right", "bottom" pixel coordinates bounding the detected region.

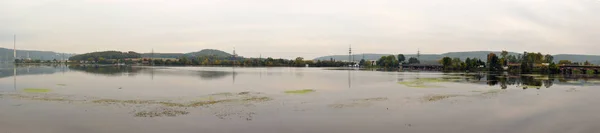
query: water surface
[{"left": 1, "top": 64, "right": 599, "bottom": 133}]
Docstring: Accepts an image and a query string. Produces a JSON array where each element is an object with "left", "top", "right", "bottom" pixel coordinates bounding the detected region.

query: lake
[{"left": 1, "top": 64, "right": 600, "bottom": 133}]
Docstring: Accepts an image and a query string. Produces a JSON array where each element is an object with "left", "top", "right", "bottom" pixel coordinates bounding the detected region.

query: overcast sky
[{"left": 1, "top": 0, "right": 599, "bottom": 59}]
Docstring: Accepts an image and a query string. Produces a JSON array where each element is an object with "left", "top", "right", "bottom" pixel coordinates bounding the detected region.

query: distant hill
[
  {"left": 139, "top": 49, "right": 234, "bottom": 59},
  {"left": 0, "top": 47, "right": 74, "bottom": 62},
  {"left": 185, "top": 49, "right": 232, "bottom": 57},
  {"left": 69, "top": 51, "right": 141, "bottom": 61},
  {"left": 554, "top": 54, "right": 600, "bottom": 64},
  {"left": 313, "top": 51, "right": 600, "bottom": 64},
  {"left": 140, "top": 53, "right": 185, "bottom": 59}
]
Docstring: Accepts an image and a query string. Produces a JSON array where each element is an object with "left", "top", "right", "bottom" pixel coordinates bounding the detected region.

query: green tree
[
  {"left": 544, "top": 54, "right": 554, "bottom": 63},
  {"left": 584, "top": 60, "right": 592, "bottom": 66},
  {"left": 377, "top": 55, "right": 399, "bottom": 68},
  {"left": 408, "top": 57, "right": 420, "bottom": 64},
  {"left": 558, "top": 60, "right": 572, "bottom": 65},
  {"left": 397, "top": 54, "right": 406, "bottom": 63},
  {"left": 295, "top": 57, "right": 305, "bottom": 67},
  {"left": 359, "top": 59, "right": 366, "bottom": 67},
  {"left": 501, "top": 50, "right": 509, "bottom": 66},
  {"left": 487, "top": 53, "right": 501, "bottom": 71},
  {"left": 441, "top": 57, "right": 452, "bottom": 70},
  {"left": 548, "top": 62, "right": 559, "bottom": 74}
]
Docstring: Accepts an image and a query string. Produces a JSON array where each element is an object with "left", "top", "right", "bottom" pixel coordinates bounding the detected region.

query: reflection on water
[
  {"left": 4, "top": 65, "right": 600, "bottom": 133},
  {"left": 1, "top": 65, "right": 600, "bottom": 91},
  {"left": 442, "top": 73, "right": 600, "bottom": 89}
]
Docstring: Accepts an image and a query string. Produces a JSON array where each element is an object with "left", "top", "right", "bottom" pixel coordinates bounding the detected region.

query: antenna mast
[{"left": 13, "top": 34, "right": 16, "bottom": 61}]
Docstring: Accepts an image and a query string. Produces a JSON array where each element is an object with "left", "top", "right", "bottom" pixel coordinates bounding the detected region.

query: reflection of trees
[
  {"left": 196, "top": 71, "right": 235, "bottom": 80},
  {"left": 520, "top": 76, "right": 543, "bottom": 89},
  {"left": 487, "top": 75, "right": 499, "bottom": 86},
  {"left": 68, "top": 65, "right": 142, "bottom": 76},
  {"left": 481, "top": 74, "right": 554, "bottom": 89},
  {"left": 0, "top": 64, "right": 67, "bottom": 79}
]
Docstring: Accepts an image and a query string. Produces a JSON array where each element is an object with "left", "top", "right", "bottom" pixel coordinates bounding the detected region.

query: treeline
[
  {"left": 440, "top": 51, "right": 595, "bottom": 74},
  {"left": 151, "top": 56, "right": 352, "bottom": 67},
  {"left": 358, "top": 54, "right": 421, "bottom": 68},
  {"left": 69, "top": 51, "right": 141, "bottom": 61}
]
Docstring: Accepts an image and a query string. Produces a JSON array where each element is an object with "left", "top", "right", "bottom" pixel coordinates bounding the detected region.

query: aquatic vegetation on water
[
  {"left": 353, "top": 97, "right": 388, "bottom": 102},
  {"left": 92, "top": 99, "right": 155, "bottom": 104},
  {"left": 397, "top": 78, "right": 456, "bottom": 88},
  {"left": 284, "top": 89, "right": 316, "bottom": 94},
  {"left": 329, "top": 97, "right": 389, "bottom": 109},
  {"left": 23, "top": 88, "right": 51, "bottom": 93},
  {"left": 134, "top": 108, "right": 189, "bottom": 117},
  {"left": 210, "top": 92, "right": 234, "bottom": 96},
  {"left": 56, "top": 84, "right": 67, "bottom": 86},
  {"left": 92, "top": 96, "right": 272, "bottom": 108},
  {"left": 328, "top": 103, "right": 366, "bottom": 108},
  {"left": 9, "top": 94, "right": 72, "bottom": 102},
  {"left": 243, "top": 96, "right": 273, "bottom": 102},
  {"left": 422, "top": 94, "right": 464, "bottom": 102}
]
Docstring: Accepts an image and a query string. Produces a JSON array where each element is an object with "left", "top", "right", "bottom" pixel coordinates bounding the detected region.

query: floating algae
[
  {"left": 9, "top": 94, "right": 73, "bottom": 102},
  {"left": 92, "top": 96, "right": 272, "bottom": 108},
  {"left": 422, "top": 94, "right": 464, "bottom": 102},
  {"left": 329, "top": 97, "right": 389, "bottom": 108},
  {"left": 284, "top": 89, "right": 316, "bottom": 94},
  {"left": 92, "top": 99, "right": 155, "bottom": 104},
  {"left": 243, "top": 96, "right": 273, "bottom": 102},
  {"left": 353, "top": 97, "right": 389, "bottom": 102},
  {"left": 210, "top": 92, "right": 234, "bottom": 96},
  {"left": 23, "top": 88, "right": 51, "bottom": 93},
  {"left": 398, "top": 78, "right": 446, "bottom": 88},
  {"left": 134, "top": 108, "right": 189, "bottom": 117}
]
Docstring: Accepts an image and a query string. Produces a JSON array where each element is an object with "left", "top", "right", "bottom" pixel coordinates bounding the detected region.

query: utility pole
[
  {"left": 151, "top": 48, "right": 155, "bottom": 66},
  {"left": 233, "top": 47, "right": 236, "bottom": 66},
  {"left": 417, "top": 48, "right": 421, "bottom": 61},
  {"left": 349, "top": 44, "right": 352, "bottom": 65},
  {"left": 13, "top": 34, "right": 16, "bottom": 62}
]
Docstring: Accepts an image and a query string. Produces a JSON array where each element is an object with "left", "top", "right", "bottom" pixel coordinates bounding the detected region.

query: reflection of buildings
[{"left": 460, "top": 74, "right": 600, "bottom": 89}]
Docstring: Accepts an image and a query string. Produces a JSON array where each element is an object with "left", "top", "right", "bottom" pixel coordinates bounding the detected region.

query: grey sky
[{"left": 1, "top": 0, "right": 599, "bottom": 59}]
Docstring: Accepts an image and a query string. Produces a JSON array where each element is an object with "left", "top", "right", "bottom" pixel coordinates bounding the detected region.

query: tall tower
[
  {"left": 13, "top": 34, "right": 16, "bottom": 61},
  {"left": 417, "top": 49, "right": 421, "bottom": 60},
  {"left": 233, "top": 47, "right": 237, "bottom": 66},
  {"left": 349, "top": 44, "right": 352, "bottom": 63}
]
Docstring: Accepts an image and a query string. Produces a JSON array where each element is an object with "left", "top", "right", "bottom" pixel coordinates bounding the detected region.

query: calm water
[{"left": 1, "top": 64, "right": 600, "bottom": 133}]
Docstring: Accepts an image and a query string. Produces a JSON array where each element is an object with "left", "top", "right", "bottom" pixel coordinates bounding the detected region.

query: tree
[
  {"left": 544, "top": 54, "right": 554, "bottom": 63},
  {"left": 377, "top": 55, "right": 399, "bottom": 68},
  {"left": 397, "top": 54, "right": 406, "bottom": 63},
  {"left": 359, "top": 59, "right": 366, "bottom": 67},
  {"left": 294, "top": 57, "right": 304, "bottom": 67},
  {"left": 501, "top": 50, "right": 509, "bottom": 66},
  {"left": 501, "top": 51, "right": 509, "bottom": 59},
  {"left": 558, "top": 60, "right": 572, "bottom": 65},
  {"left": 452, "top": 58, "right": 462, "bottom": 70},
  {"left": 487, "top": 53, "right": 501, "bottom": 71},
  {"left": 548, "top": 62, "right": 559, "bottom": 74},
  {"left": 408, "top": 57, "right": 420, "bottom": 64},
  {"left": 584, "top": 60, "right": 592, "bottom": 66},
  {"left": 441, "top": 57, "right": 452, "bottom": 70}
]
